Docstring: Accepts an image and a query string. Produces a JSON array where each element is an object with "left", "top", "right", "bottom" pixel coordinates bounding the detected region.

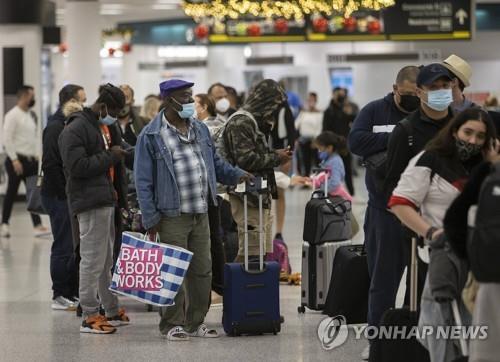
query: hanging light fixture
[{"left": 182, "top": 0, "right": 395, "bottom": 20}]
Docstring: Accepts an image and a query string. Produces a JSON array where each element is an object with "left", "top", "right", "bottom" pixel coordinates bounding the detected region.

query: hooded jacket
[
  {"left": 58, "top": 107, "right": 128, "bottom": 215},
  {"left": 224, "top": 79, "right": 286, "bottom": 207}
]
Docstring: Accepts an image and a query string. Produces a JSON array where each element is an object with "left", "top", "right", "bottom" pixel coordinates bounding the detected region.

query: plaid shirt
[{"left": 160, "top": 115, "right": 209, "bottom": 214}]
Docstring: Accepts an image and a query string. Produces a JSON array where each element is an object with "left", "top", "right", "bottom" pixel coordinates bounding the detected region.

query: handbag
[
  {"left": 26, "top": 158, "right": 47, "bottom": 215},
  {"left": 110, "top": 232, "right": 193, "bottom": 306}
]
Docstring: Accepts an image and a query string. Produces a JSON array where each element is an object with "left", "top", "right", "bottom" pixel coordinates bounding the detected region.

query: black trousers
[
  {"left": 2, "top": 157, "right": 41, "bottom": 226},
  {"left": 41, "top": 194, "right": 78, "bottom": 299},
  {"left": 341, "top": 152, "right": 355, "bottom": 196},
  {"left": 298, "top": 138, "right": 318, "bottom": 176},
  {"left": 208, "top": 198, "right": 225, "bottom": 296}
]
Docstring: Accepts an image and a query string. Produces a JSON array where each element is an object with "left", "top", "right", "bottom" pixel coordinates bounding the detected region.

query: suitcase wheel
[{"left": 297, "top": 306, "right": 306, "bottom": 314}]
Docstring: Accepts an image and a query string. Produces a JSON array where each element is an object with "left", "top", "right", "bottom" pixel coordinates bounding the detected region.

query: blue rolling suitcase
[{"left": 223, "top": 183, "right": 282, "bottom": 336}]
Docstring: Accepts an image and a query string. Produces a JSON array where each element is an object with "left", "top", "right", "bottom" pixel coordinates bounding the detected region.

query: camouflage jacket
[{"left": 225, "top": 112, "right": 280, "bottom": 208}]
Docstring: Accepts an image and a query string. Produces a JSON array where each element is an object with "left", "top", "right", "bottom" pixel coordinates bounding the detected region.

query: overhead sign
[
  {"left": 206, "top": 0, "right": 472, "bottom": 43},
  {"left": 383, "top": 0, "right": 472, "bottom": 40}
]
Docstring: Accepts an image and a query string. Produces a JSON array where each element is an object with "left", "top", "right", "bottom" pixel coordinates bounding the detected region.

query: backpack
[
  {"left": 467, "top": 163, "right": 500, "bottom": 282},
  {"left": 213, "top": 109, "right": 259, "bottom": 165},
  {"left": 363, "top": 118, "right": 414, "bottom": 193}
]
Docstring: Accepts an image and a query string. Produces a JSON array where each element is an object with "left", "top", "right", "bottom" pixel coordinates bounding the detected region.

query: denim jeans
[{"left": 41, "top": 194, "right": 78, "bottom": 299}]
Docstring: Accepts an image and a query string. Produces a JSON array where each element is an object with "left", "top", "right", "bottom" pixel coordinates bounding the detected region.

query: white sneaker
[
  {"left": 1, "top": 224, "right": 10, "bottom": 238},
  {"left": 51, "top": 296, "right": 78, "bottom": 311},
  {"left": 361, "top": 345, "right": 370, "bottom": 360}
]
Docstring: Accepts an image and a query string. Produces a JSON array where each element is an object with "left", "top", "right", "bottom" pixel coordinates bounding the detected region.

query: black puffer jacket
[
  {"left": 59, "top": 108, "right": 128, "bottom": 215},
  {"left": 42, "top": 108, "right": 68, "bottom": 199}
]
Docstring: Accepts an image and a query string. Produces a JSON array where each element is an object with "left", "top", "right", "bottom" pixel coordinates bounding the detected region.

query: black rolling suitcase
[
  {"left": 369, "top": 238, "right": 430, "bottom": 362},
  {"left": 323, "top": 244, "right": 369, "bottom": 324}
]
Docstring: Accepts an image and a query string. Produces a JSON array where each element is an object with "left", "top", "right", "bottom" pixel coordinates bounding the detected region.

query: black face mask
[
  {"left": 336, "top": 95, "right": 346, "bottom": 103},
  {"left": 260, "top": 118, "right": 275, "bottom": 135},
  {"left": 118, "top": 105, "right": 131, "bottom": 118},
  {"left": 28, "top": 99, "right": 36, "bottom": 108},
  {"left": 399, "top": 95, "right": 420, "bottom": 113}
]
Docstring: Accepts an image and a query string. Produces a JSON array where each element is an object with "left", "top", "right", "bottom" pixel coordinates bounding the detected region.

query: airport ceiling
[
  {"left": 53, "top": 0, "right": 500, "bottom": 25},
  {"left": 54, "top": 0, "right": 186, "bottom": 25}
]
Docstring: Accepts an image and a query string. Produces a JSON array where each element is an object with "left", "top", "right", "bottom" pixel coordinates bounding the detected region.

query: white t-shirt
[
  {"left": 3, "top": 106, "right": 38, "bottom": 160},
  {"left": 295, "top": 110, "right": 322, "bottom": 138}
]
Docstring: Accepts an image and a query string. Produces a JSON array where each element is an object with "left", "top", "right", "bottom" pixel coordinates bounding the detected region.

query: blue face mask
[
  {"left": 318, "top": 151, "right": 329, "bottom": 161},
  {"left": 99, "top": 107, "right": 117, "bottom": 125},
  {"left": 172, "top": 98, "right": 195, "bottom": 119},
  {"left": 424, "top": 89, "right": 453, "bottom": 111}
]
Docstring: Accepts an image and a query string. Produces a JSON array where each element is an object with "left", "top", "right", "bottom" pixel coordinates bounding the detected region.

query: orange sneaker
[
  {"left": 107, "top": 308, "right": 130, "bottom": 327},
  {"left": 80, "top": 314, "right": 116, "bottom": 334}
]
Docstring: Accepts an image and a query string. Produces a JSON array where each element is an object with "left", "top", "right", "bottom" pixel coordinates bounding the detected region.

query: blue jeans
[
  {"left": 364, "top": 205, "right": 405, "bottom": 328},
  {"left": 41, "top": 195, "right": 78, "bottom": 299}
]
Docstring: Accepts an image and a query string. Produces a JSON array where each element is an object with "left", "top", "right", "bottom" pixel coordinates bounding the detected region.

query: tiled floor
[{"left": 0, "top": 170, "right": 403, "bottom": 362}]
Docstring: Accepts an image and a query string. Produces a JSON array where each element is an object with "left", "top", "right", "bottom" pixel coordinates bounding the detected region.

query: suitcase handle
[
  {"left": 410, "top": 237, "right": 418, "bottom": 312},
  {"left": 242, "top": 186, "right": 267, "bottom": 272},
  {"left": 240, "top": 263, "right": 268, "bottom": 275},
  {"left": 311, "top": 167, "right": 329, "bottom": 197},
  {"left": 451, "top": 299, "right": 469, "bottom": 357}
]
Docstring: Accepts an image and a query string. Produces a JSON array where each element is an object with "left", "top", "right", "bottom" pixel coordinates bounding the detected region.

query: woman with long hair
[{"left": 388, "top": 107, "right": 497, "bottom": 361}]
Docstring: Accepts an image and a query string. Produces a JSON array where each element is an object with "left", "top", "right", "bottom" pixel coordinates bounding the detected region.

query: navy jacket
[{"left": 348, "top": 93, "right": 408, "bottom": 209}]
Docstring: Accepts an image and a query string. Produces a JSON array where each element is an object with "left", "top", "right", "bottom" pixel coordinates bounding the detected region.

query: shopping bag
[{"left": 109, "top": 232, "right": 193, "bottom": 306}]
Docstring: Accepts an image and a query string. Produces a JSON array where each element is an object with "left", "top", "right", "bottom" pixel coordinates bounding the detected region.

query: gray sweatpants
[{"left": 78, "top": 206, "right": 119, "bottom": 318}]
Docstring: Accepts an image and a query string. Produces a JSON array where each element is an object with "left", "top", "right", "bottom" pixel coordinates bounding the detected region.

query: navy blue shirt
[{"left": 348, "top": 93, "right": 409, "bottom": 209}]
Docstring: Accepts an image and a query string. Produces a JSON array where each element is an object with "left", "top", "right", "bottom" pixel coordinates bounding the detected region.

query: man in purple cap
[{"left": 134, "top": 79, "right": 251, "bottom": 341}]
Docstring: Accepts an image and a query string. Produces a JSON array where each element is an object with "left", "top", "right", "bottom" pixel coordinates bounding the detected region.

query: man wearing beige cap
[{"left": 442, "top": 54, "right": 476, "bottom": 113}]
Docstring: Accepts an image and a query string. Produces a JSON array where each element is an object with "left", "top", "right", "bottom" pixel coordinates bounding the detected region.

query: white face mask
[{"left": 215, "top": 98, "right": 230, "bottom": 114}]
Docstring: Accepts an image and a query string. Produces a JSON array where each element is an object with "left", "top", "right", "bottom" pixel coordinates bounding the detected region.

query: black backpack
[
  {"left": 467, "top": 163, "right": 500, "bottom": 282},
  {"left": 363, "top": 118, "right": 414, "bottom": 193}
]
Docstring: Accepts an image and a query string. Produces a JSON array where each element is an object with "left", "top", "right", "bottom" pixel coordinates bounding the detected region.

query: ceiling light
[
  {"left": 100, "top": 9, "right": 123, "bottom": 15},
  {"left": 101, "top": 3, "right": 125, "bottom": 10},
  {"left": 152, "top": 4, "right": 178, "bottom": 10}
]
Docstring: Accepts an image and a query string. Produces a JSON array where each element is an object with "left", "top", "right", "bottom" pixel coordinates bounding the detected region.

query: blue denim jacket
[{"left": 134, "top": 111, "right": 245, "bottom": 229}]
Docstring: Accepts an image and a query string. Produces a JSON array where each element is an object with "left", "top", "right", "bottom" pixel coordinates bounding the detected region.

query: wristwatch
[{"left": 425, "top": 226, "right": 438, "bottom": 241}]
